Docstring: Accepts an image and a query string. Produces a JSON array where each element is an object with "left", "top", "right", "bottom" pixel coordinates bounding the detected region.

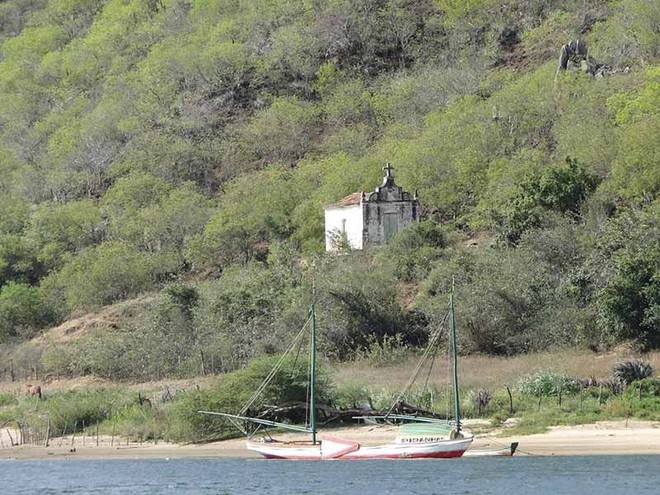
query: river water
[{"left": 1, "top": 455, "right": 658, "bottom": 494}]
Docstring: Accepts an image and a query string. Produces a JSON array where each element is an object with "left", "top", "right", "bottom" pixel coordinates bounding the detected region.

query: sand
[{"left": 1, "top": 420, "right": 659, "bottom": 460}]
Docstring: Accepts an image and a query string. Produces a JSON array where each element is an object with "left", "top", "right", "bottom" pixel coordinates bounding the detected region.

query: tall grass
[
  {"left": 332, "top": 349, "right": 660, "bottom": 391},
  {"left": 0, "top": 392, "right": 18, "bottom": 407},
  {"left": 1, "top": 349, "right": 658, "bottom": 444}
]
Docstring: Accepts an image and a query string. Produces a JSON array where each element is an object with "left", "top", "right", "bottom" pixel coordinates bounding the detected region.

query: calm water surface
[{"left": 1, "top": 455, "right": 658, "bottom": 494}]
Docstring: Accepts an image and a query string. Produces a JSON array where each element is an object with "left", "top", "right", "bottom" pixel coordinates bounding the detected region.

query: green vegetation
[
  {"left": 613, "top": 359, "right": 655, "bottom": 385},
  {"left": 1, "top": 356, "right": 657, "bottom": 443},
  {"left": 0, "top": 1, "right": 659, "bottom": 435}
]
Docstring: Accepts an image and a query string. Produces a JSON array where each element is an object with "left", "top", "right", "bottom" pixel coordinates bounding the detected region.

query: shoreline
[{"left": 1, "top": 420, "right": 659, "bottom": 460}]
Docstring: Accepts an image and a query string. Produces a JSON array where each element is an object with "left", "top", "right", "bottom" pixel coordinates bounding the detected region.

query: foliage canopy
[{"left": 1, "top": 0, "right": 660, "bottom": 376}]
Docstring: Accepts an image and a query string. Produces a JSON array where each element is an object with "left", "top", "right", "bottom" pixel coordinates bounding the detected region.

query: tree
[
  {"left": 266, "top": 21, "right": 321, "bottom": 89},
  {"left": 192, "top": 264, "right": 294, "bottom": 372},
  {"left": 0, "top": 1, "right": 48, "bottom": 44},
  {"left": 239, "top": 97, "right": 321, "bottom": 167},
  {"left": 311, "top": 253, "right": 427, "bottom": 359},
  {"left": 104, "top": 174, "right": 211, "bottom": 262},
  {"left": 485, "top": 157, "right": 599, "bottom": 244},
  {"left": 612, "top": 116, "right": 660, "bottom": 203},
  {"left": 41, "top": 241, "right": 177, "bottom": 314},
  {"left": 0, "top": 282, "right": 55, "bottom": 343},
  {"left": 24, "top": 198, "right": 103, "bottom": 271},
  {"left": 377, "top": 218, "right": 446, "bottom": 282},
  {"left": 598, "top": 243, "right": 660, "bottom": 350},
  {"left": 129, "top": 286, "right": 201, "bottom": 379},
  {"left": 0, "top": 234, "right": 41, "bottom": 285},
  {"left": 189, "top": 165, "right": 302, "bottom": 268},
  {"left": 535, "top": 157, "right": 600, "bottom": 215}
]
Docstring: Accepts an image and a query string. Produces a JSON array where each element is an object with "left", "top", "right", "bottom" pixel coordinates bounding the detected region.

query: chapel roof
[
  {"left": 327, "top": 191, "right": 363, "bottom": 208},
  {"left": 325, "top": 164, "right": 418, "bottom": 209}
]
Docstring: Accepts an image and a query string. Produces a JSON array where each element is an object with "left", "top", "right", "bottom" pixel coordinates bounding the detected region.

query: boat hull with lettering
[{"left": 247, "top": 435, "right": 473, "bottom": 460}]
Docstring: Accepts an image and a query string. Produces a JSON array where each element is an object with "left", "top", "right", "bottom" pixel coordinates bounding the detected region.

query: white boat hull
[{"left": 247, "top": 435, "right": 474, "bottom": 460}]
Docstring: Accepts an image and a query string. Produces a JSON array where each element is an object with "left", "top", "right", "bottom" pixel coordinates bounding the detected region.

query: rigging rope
[
  {"left": 422, "top": 324, "right": 442, "bottom": 390},
  {"left": 239, "top": 313, "right": 312, "bottom": 417},
  {"left": 385, "top": 309, "right": 451, "bottom": 417}
]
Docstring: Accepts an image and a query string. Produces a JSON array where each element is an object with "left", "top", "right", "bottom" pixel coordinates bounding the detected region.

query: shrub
[
  {"left": 44, "top": 389, "right": 126, "bottom": 433},
  {"left": 315, "top": 255, "right": 429, "bottom": 360},
  {"left": 519, "top": 371, "right": 581, "bottom": 396},
  {"left": 42, "top": 345, "right": 78, "bottom": 379},
  {"left": 167, "top": 387, "right": 236, "bottom": 443},
  {"left": 620, "top": 378, "right": 660, "bottom": 420},
  {"left": 5, "top": 342, "right": 44, "bottom": 381},
  {"left": 0, "top": 282, "right": 56, "bottom": 342},
  {"left": 378, "top": 219, "right": 446, "bottom": 282},
  {"left": 598, "top": 243, "right": 660, "bottom": 350},
  {"left": 613, "top": 359, "right": 654, "bottom": 386},
  {"left": 0, "top": 392, "right": 18, "bottom": 407},
  {"left": 41, "top": 242, "right": 177, "bottom": 315},
  {"left": 353, "top": 334, "right": 415, "bottom": 367},
  {"left": 334, "top": 381, "right": 373, "bottom": 410},
  {"left": 622, "top": 378, "right": 660, "bottom": 399},
  {"left": 42, "top": 330, "right": 133, "bottom": 381},
  {"left": 111, "top": 405, "right": 168, "bottom": 441},
  {"left": 167, "top": 354, "right": 334, "bottom": 443}
]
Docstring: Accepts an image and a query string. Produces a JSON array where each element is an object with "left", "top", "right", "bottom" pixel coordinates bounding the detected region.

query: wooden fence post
[
  {"left": 71, "top": 421, "right": 78, "bottom": 447},
  {"left": 58, "top": 423, "right": 67, "bottom": 447},
  {"left": 558, "top": 385, "right": 563, "bottom": 407},
  {"left": 45, "top": 417, "right": 51, "bottom": 447},
  {"left": 6, "top": 428, "right": 15, "bottom": 446}
]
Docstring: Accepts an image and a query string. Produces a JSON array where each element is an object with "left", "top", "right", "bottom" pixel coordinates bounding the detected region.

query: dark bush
[{"left": 613, "top": 359, "right": 654, "bottom": 386}]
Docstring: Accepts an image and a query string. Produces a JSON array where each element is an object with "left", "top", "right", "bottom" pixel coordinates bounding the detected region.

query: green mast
[
  {"left": 450, "top": 278, "right": 462, "bottom": 438},
  {"left": 309, "top": 303, "right": 317, "bottom": 444}
]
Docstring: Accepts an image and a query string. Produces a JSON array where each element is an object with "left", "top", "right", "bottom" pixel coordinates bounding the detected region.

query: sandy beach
[{"left": 1, "top": 420, "right": 659, "bottom": 460}]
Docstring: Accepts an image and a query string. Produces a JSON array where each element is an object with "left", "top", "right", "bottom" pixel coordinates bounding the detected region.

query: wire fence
[{"left": 0, "top": 418, "right": 129, "bottom": 450}]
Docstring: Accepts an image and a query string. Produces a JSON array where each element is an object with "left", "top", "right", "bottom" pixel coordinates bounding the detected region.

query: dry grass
[
  {"left": 331, "top": 348, "right": 660, "bottom": 392},
  {"left": 0, "top": 374, "right": 219, "bottom": 398},
  {"left": 2, "top": 347, "right": 658, "bottom": 399},
  {"left": 33, "top": 296, "right": 155, "bottom": 346}
]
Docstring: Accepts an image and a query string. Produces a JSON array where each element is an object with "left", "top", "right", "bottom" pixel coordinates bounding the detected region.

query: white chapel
[{"left": 324, "top": 164, "right": 420, "bottom": 251}]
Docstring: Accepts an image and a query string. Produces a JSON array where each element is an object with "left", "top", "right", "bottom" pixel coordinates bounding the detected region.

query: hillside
[{"left": 0, "top": 0, "right": 658, "bottom": 382}]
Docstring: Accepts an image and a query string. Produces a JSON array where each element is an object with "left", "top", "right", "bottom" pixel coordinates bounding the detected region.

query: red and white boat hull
[{"left": 247, "top": 435, "right": 473, "bottom": 460}]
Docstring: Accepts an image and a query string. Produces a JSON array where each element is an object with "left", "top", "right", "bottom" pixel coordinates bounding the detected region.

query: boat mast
[
  {"left": 310, "top": 303, "right": 317, "bottom": 444},
  {"left": 450, "top": 277, "right": 462, "bottom": 437}
]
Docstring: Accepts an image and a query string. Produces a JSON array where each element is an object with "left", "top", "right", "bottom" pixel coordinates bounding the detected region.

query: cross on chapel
[{"left": 323, "top": 164, "right": 420, "bottom": 251}]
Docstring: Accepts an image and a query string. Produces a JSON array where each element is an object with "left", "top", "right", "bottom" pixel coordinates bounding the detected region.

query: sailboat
[{"left": 200, "top": 286, "right": 473, "bottom": 460}]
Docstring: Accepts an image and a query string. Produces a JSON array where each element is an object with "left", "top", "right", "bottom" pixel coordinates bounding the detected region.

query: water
[{"left": 1, "top": 456, "right": 658, "bottom": 495}]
